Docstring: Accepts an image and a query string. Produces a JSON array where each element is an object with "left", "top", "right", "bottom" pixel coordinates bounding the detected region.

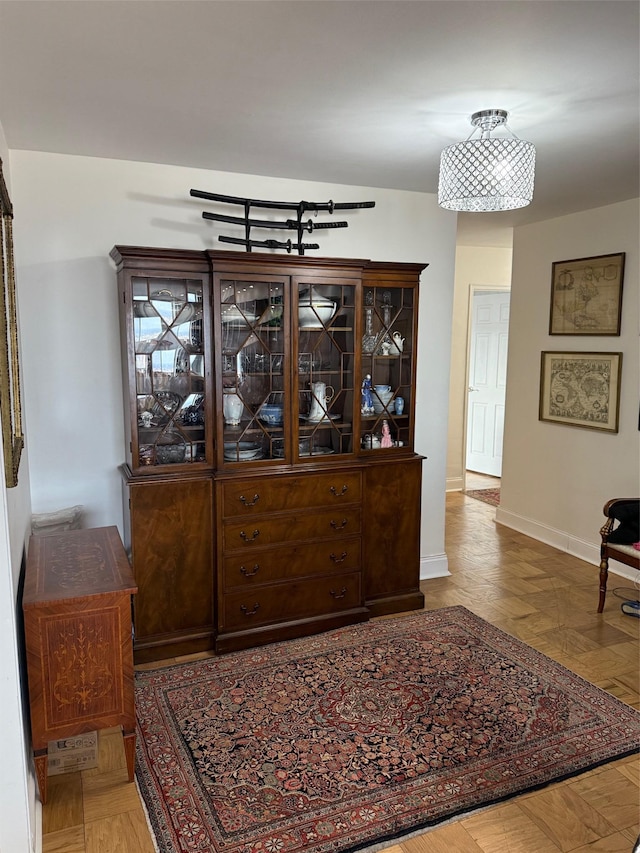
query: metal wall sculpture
[{"left": 190, "top": 190, "right": 375, "bottom": 255}]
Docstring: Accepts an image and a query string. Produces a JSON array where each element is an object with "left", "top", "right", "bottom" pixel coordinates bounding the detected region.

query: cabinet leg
[
  {"left": 598, "top": 556, "right": 609, "bottom": 613},
  {"left": 34, "top": 752, "right": 48, "bottom": 804},
  {"left": 123, "top": 730, "right": 136, "bottom": 782}
]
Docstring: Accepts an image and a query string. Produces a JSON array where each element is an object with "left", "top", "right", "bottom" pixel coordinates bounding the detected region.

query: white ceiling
[{"left": 0, "top": 0, "right": 638, "bottom": 248}]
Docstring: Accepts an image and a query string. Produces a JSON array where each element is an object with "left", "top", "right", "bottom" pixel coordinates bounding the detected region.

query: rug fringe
[
  {"left": 352, "top": 801, "right": 497, "bottom": 852},
  {"left": 135, "top": 774, "right": 160, "bottom": 853}
]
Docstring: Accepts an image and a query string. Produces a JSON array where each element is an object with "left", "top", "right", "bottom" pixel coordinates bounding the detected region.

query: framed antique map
[
  {"left": 539, "top": 351, "right": 622, "bottom": 433},
  {"left": 549, "top": 253, "right": 625, "bottom": 335},
  {"left": 0, "top": 158, "right": 24, "bottom": 487}
]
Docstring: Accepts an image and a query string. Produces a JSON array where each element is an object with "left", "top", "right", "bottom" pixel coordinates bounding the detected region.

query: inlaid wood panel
[{"left": 39, "top": 605, "right": 123, "bottom": 729}]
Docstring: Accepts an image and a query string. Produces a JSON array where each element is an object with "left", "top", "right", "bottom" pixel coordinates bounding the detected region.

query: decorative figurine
[
  {"left": 361, "top": 374, "right": 374, "bottom": 415},
  {"left": 381, "top": 291, "right": 392, "bottom": 327},
  {"left": 362, "top": 290, "right": 378, "bottom": 354},
  {"left": 381, "top": 419, "right": 393, "bottom": 448},
  {"left": 379, "top": 336, "right": 392, "bottom": 356}
]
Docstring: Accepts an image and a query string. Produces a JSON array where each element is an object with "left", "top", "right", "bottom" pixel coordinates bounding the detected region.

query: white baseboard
[
  {"left": 495, "top": 506, "right": 596, "bottom": 561},
  {"left": 495, "top": 506, "right": 639, "bottom": 583},
  {"left": 446, "top": 478, "right": 463, "bottom": 492},
  {"left": 420, "top": 553, "right": 450, "bottom": 580}
]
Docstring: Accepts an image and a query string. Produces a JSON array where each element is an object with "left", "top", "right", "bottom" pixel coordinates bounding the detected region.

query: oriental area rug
[
  {"left": 135, "top": 607, "right": 640, "bottom": 853},
  {"left": 465, "top": 487, "right": 501, "bottom": 507}
]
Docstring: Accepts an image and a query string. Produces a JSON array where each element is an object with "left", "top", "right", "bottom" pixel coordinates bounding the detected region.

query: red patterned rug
[
  {"left": 465, "top": 487, "right": 500, "bottom": 506},
  {"left": 135, "top": 607, "right": 640, "bottom": 853}
]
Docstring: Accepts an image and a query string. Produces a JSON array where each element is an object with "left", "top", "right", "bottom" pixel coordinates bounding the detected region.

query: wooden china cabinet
[{"left": 111, "top": 246, "right": 427, "bottom": 660}]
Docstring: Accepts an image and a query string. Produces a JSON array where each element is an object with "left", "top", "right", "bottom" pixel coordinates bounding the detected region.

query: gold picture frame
[
  {"left": 539, "top": 351, "right": 622, "bottom": 433},
  {"left": 549, "top": 252, "right": 625, "bottom": 335},
  {"left": 0, "top": 158, "right": 24, "bottom": 487}
]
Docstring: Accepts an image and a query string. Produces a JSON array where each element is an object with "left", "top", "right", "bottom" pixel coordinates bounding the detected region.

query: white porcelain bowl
[
  {"left": 373, "top": 390, "right": 393, "bottom": 414},
  {"left": 298, "top": 300, "right": 336, "bottom": 328}
]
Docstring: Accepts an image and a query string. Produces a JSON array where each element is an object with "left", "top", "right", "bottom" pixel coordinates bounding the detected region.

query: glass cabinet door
[
  {"left": 360, "top": 285, "right": 414, "bottom": 451},
  {"left": 132, "top": 276, "right": 206, "bottom": 467},
  {"left": 217, "top": 274, "right": 287, "bottom": 464},
  {"left": 295, "top": 279, "right": 357, "bottom": 460}
]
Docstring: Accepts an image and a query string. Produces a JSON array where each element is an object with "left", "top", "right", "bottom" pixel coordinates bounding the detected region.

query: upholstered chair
[{"left": 598, "top": 498, "right": 640, "bottom": 612}]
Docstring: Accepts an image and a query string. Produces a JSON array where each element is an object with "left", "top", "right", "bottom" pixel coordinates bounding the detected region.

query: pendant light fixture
[{"left": 438, "top": 109, "right": 536, "bottom": 212}]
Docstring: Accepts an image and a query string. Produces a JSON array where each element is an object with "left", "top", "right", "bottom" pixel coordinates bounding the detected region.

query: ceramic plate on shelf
[
  {"left": 272, "top": 446, "right": 335, "bottom": 458},
  {"left": 223, "top": 441, "right": 263, "bottom": 461},
  {"left": 300, "top": 413, "right": 340, "bottom": 422}
]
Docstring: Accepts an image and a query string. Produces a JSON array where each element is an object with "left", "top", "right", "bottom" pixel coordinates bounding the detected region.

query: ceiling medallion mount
[{"left": 471, "top": 109, "right": 508, "bottom": 133}]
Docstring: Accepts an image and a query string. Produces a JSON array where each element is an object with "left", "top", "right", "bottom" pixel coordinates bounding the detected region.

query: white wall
[
  {"left": 10, "top": 150, "right": 457, "bottom": 577},
  {"left": 447, "top": 245, "right": 513, "bottom": 490},
  {"left": 0, "top": 127, "right": 37, "bottom": 853},
  {"left": 498, "top": 199, "right": 639, "bottom": 569}
]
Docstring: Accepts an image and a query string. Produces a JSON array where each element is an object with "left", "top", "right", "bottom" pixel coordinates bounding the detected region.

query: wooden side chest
[{"left": 22, "top": 526, "right": 137, "bottom": 803}]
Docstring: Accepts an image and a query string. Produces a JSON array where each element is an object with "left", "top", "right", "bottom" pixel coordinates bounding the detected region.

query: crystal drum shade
[{"left": 438, "top": 109, "right": 536, "bottom": 212}]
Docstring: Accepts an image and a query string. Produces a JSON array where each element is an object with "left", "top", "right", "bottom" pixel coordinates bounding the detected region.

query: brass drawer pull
[
  {"left": 239, "top": 493, "right": 260, "bottom": 507},
  {"left": 240, "top": 564, "right": 260, "bottom": 577},
  {"left": 330, "top": 551, "right": 348, "bottom": 564},
  {"left": 330, "top": 485, "right": 349, "bottom": 497},
  {"left": 330, "top": 587, "right": 347, "bottom": 599},
  {"left": 240, "top": 603, "right": 260, "bottom": 617},
  {"left": 240, "top": 529, "right": 260, "bottom": 543},
  {"left": 330, "top": 518, "right": 348, "bottom": 530}
]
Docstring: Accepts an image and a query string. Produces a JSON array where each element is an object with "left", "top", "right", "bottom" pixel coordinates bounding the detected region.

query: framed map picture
[
  {"left": 0, "top": 158, "right": 24, "bottom": 487},
  {"left": 549, "top": 252, "right": 625, "bottom": 335},
  {"left": 539, "top": 351, "right": 622, "bottom": 432}
]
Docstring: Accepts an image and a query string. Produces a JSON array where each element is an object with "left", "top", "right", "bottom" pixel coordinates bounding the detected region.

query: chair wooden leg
[{"left": 598, "top": 555, "right": 609, "bottom": 613}]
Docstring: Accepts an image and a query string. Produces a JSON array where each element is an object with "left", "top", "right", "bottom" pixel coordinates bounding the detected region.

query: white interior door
[{"left": 466, "top": 290, "right": 510, "bottom": 477}]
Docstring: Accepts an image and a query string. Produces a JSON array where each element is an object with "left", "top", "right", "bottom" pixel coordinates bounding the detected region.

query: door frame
[{"left": 462, "top": 284, "right": 511, "bottom": 491}]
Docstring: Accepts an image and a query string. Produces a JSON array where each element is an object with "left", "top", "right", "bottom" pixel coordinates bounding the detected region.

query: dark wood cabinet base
[
  {"left": 133, "top": 633, "right": 216, "bottom": 665},
  {"left": 215, "top": 608, "right": 370, "bottom": 654},
  {"left": 365, "top": 591, "right": 425, "bottom": 618}
]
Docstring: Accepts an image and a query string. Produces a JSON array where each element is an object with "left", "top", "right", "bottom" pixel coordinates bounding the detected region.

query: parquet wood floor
[{"left": 41, "top": 491, "right": 640, "bottom": 853}]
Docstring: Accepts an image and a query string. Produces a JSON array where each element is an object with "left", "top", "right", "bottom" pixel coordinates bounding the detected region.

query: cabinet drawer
[
  {"left": 221, "top": 571, "right": 362, "bottom": 631},
  {"left": 223, "top": 507, "right": 361, "bottom": 552},
  {"left": 221, "top": 471, "right": 362, "bottom": 518},
  {"left": 222, "top": 536, "right": 361, "bottom": 589}
]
